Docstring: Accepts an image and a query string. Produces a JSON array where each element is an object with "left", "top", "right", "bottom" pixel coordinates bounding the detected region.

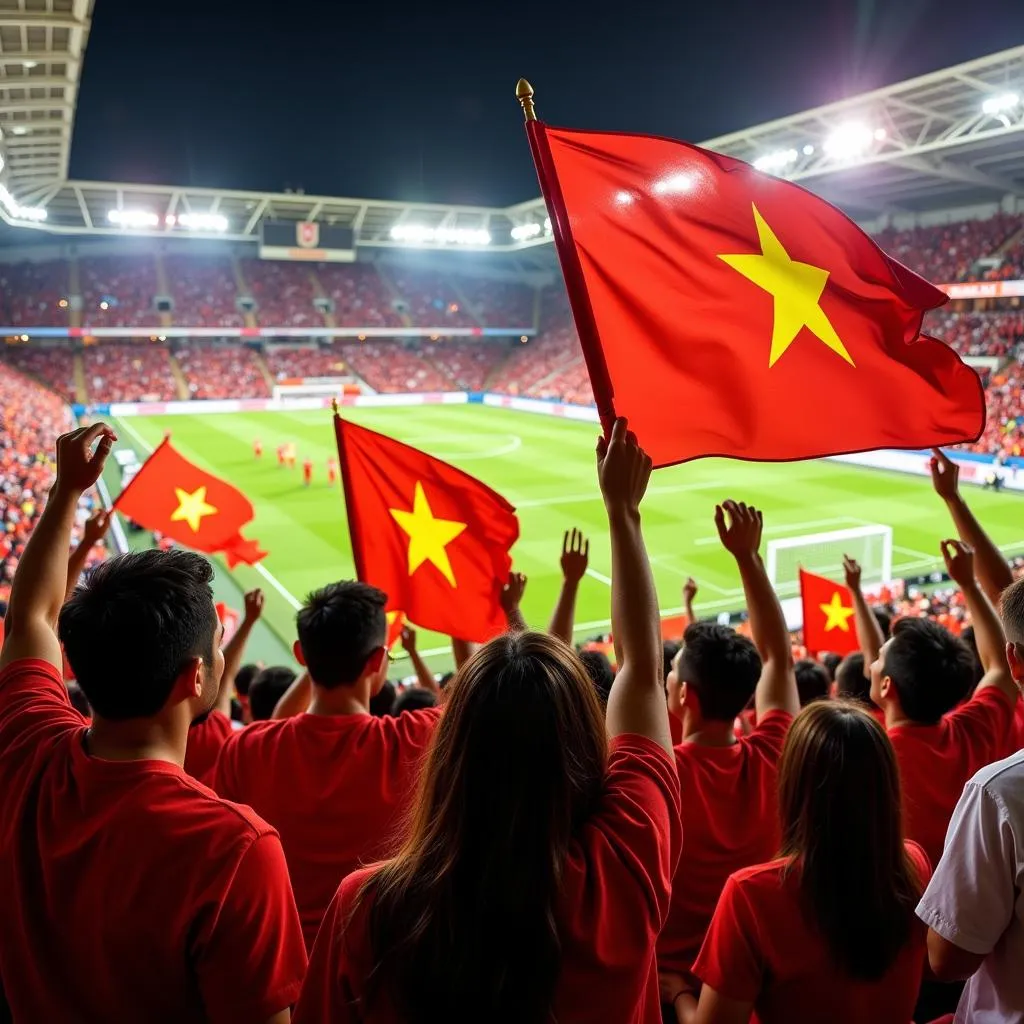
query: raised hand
[
  {"left": 243, "top": 588, "right": 265, "bottom": 624},
  {"left": 683, "top": 577, "right": 698, "bottom": 604},
  {"left": 499, "top": 571, "right": 528, "bottom": 613},
  {"left": 714, "top": 500, "right": 763, "bottom": 559},
  {"left": 55, "top": 423, "right": 117, "bottom": 496},
  {"left": 560, "top": 528, "right": 590, "bottom": 584},
  {"left": 930, "top": 447, "right": 960, "bottom": 501},
  {"left": 941, "top": 538, "right": 975, "bottom": 587},
  {"left": 597, "top": 417, "right": 653, "bottom": 514},
  {"left": 82, "top": 510, "right": 111, "bottom": 547},
  {"left": 400, "top": 625, "right": 417, "bottom": 653},
  {"left": 843, "top": 554, "right": 862, "bottom": 591}
]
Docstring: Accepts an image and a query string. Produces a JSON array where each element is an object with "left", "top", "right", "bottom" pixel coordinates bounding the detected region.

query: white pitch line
[
  {"left": 692, "top": 517, "right": 859, "bottom": 546},
  {"left": 585, "top": 567, "right": 612, "bottom": 586},
  {"left": 893, "top": 544, "right": 935, "bottom": 561},
  {"left": 514, "top": 479, "right": 726, "bottom": 509}
]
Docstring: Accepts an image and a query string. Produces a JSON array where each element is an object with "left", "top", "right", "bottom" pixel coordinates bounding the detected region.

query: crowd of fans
[
  {"left": 0, "top": 258, "right": 69, "bottom": 326},
  {"left": 265, "top": 345, "right": 349, "bottom": 380},
  {"left": 81, "top": 341, "right": 179, "bottom": 403},
  {"left": 240, "top": 259, "right": 321, "bottom": 328},
  {"left": 339, "top": 341, "right": 453, "bottom": 393},
  {"left": 0, "top": 344, "right": 77, "bottom": 403},
  {"left": 420, "top": 340, "right": 508, "bottom": 391},
  {"left": 80, "top": 254, "right": 162, "bottom": 328},
  {"left": 175, "top": 344, "right": 271, "bottom": 400},
  {"left": 164, "top": 254, "right": 245, "bottom": 329}
]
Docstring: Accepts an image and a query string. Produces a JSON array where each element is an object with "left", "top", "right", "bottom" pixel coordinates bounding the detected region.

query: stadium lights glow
[
  {"left": 543, "top": 216, "right": 551, "bottom": 231},
  {"left": 178, "top": 211, "right": 229, "bottom": 232},
  {"left": 511, "top": 222, "right": 543, "bottom": 241},
  {"left": 982, "top": 92, "right": 1019, "bottom": 116},
  {"left": 653, "top": 173, "right": 694, "bottom": 194},
  {"left": 752, "top": 149, "right": 797, "bottom": 174},
  {"left": 22, "top": 61, "right": 37, "bottom": 69},
  {"left": 9, "top": 126, "right": 27, "bottom": 135},
  {"left": 389, "top": 225, "right": 491, "bottom": 246},
  {"left": 0, "top": 184, "right": 46, "bottom": 221},
  {"left": 803, "top": 144, "right": 815, "bottom": 156},
  {"left": 108, "top": 208, "right": 159, "bottom": 229},
  {"left": 823, "top": 122, "right": 881, "bottom": 160}
]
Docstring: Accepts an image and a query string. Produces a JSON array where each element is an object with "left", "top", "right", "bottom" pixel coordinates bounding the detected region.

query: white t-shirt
[{"left": 916, "top": 747, "right": 1024, "bottom": 1024}]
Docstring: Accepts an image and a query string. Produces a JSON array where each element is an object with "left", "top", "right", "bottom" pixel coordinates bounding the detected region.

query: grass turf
[{"left": 111, "top": 404, "right": 1024, "bottom": 672}]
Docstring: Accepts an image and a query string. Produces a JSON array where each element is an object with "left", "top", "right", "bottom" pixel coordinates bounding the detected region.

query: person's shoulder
[
  {"left": 379, "top": 704, "right": 442, "bottom": 739},
  {"left": 967, "top": 745, "right": 1024, "bottom": 798},
  {"left": 224, "top": 716, "right": 292, "bottom": 750},
  {"left": 729, "top": 856, "right": 789, "bottom": 887},
  {"left": 0, "top": 656, "right": 65, "bottom": 695},
  {"left": 154, "top": 767, "right": 280, "bottom": 843}
]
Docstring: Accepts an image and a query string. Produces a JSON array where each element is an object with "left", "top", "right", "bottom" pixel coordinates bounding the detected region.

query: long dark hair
[
  {"left": 778, "top": 700, "right": 923, "bottom": 980},
  {"left": 363, "top": 631, "right": 608, "bottom": 1023}
]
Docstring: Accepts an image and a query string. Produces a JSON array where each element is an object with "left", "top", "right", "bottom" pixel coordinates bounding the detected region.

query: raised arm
[
  {"left": 400, "top": 625, "right": 439, "bottom": 694},
  {"left": 548, "top": 528, "right": 589, "bottom": 644},
  {"left": 272, "top": 671, "right": 312, "bottom": 719},
  {"left": 499, "top": 571, "right": 528, "bottom": 633},
  {"left": 451, "top": 637, "right": 477, "bottom": 669},
  {"left": 843, "top": 555, "right": 885, "bottom": 675},
  {"left": 64, "top": 509, "right": 110, "bottom": 602},
  {"left": 600, "top": 419, "right": 668, "bottom": 751},
  {"left": 682, "top": 577, "right": 698, "bottom": 628},
  {"left": 717, "top": 501, "right": 798, "bottom": 719},
  {"left": 942, "top": 539, "right": 1016, "bottom": 702},
  {"left": 932, "top": 448, "right": 1012, "bottom": 605},
  {"left": 1, "top": 423, "right": 117, "bottom": 670},
  {"left": 216, "top": 589, "right": 264, "bottom": 716}
]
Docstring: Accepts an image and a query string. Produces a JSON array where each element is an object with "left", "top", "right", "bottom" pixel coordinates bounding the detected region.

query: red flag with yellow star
[
  {"left": 113, "top": 439, "right": 267, "bottom": 567},
  {"left": 799, "top": 569, "right": 859, "bottom": 656},
  {"left": 525, "top": 119, "right": 985, "bottom": 466},
  {"left": 334, "top": 416, "right": 519, "bottom": 643}
]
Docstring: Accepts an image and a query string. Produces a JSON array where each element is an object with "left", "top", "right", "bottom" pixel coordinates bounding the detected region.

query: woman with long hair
[
  {"left": 293, "top": 419, "right": 681, "bottom": 1024},
  {"left": 691, "top": 700, "right": 931, "bottom": 1024}
]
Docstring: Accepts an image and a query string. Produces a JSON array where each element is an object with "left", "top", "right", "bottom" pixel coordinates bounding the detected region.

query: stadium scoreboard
[{"left": 259, "top": 220, "right": 356, "bottom": 262}]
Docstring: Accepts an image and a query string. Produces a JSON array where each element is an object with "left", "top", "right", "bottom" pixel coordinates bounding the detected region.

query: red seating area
[
  {"left": 240, "top": 259, "right": 321, "bottom": 328},
  {"left": 165, "top": 254, "right": 243, "bottom": 328},
  {"left": 425, "top": 341, "right": 509, "bottom": 391},
  {"left": 80, "top": 255, "right": 161, "bottom": 328},
  {"left": 82, "top": 342, "right": 178, "bottom": 402},
  {"left": 451, "top": 276, "right": 535, "bottom": 327},
  {"left": 0, "top": 345, "right": 77, "bottom": 403},
  {"left": 971, "top": 361, "right": 1024, "bottom": 457},
  {"left": 0, "top": 259, "right": 69, "bottom": 326},
  {"left": 315, "top": 263, "right": 402, "bottom": 328},
  {"left": 340, "top": 342, "right": 455, "bottom": 393},
  {"left": 387, "top": 268, "right": 478, "bottom": 328},
  {"left": 265, "top": 345, "right": 348, "bottom": 380},
  {"left": 928, "top": 310, "right": 1024, "bottom": 357},
  {"left": 175, "top": 344, "right": 270, "bottom": 400}
]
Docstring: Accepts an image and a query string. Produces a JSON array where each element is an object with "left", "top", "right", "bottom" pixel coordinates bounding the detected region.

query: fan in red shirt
[
  {"left": 326, "top": 457, "right": 338, "bottom": 486},
  {"left": 0, "top": 423, "right": 306, "bottom": 1024},
  {"left": 292, "top": 419, "right": 682, "bottom": 1024},
  {"left": 692, "top": 701, "right": 932, "bottom": 1024},
  {"left": 658, "top": 501, "right": 798, "bottom": 1013},
  {"left": 211, "top": 580, "right": 444, "bottom": 952},
  {"left": 302, "top": 458, "right": 313, "bottom": 487}
]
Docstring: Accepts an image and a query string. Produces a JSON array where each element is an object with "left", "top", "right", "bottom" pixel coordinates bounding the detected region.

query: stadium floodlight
[
  {"left": 9, "top": 126, "right": 27, "bottom": 135},
  {"left": 389, "top": 225, "right": 491, "bottom": 246},
  {"left": 823, "top": 121, "right": 880, "bottom": 160},
  {"left": 178, "top": 212, "right": 229, "bottom": 232},
  {"left": 108, "top": 208, "right": 159, "bottom": 229},
  {"left": 543, "top": 216, "right": 551, "bottom": 232},
  {"left": 982, "top": 92, "right": 1019, "bottom": 116},
  {"left": 0, "top": 184, "right": 46, "bottom": 221},
  {"left": 753, "top": 148, "right": 798, "bottom": 174},
  {"left": 511, "top": 222, "right": 542, "bottom": 241},
  {"left": 802, "top": 144, "right": 815, "bottom": 156},
  {"left": 22, "top": 61, "right": 37, "bottom": 69}
]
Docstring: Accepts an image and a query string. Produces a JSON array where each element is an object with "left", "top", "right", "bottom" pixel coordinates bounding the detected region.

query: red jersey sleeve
[
  {"left": 692, "top": 870, "right": 764, "bottom": 1002},
  {"left": 947, "top": 687, "right": 1015, "bottom": 776},
  {"left": 0, "top": 657, "right": 85, "bottom": 764},
  {"left": 747, "top": 709, "right": 792, "bottom": 760},
  {"left": 209, "top": 729, "right": 243, "bottom": 802},
  {"left": 195, "top": 833, "right": 308, "bottom": 1023}
]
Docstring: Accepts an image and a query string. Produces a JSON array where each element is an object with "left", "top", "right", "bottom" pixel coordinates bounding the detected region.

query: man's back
[
  {"left": 0, "top": 658, "right": 307, "bottom": 1023},
  {"left": 212, "top": 706, "right": 440, "bottom": 949}
]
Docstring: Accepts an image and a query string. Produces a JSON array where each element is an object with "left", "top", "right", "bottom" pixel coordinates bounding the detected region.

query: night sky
[{"left": 69, "top": 0, "right": 1023, "bottom": 206}]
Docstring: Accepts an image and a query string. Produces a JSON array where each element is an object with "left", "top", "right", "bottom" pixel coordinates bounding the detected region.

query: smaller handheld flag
[
  {"left": 114, "top": 439, "right": 267, "bottom": 567},
  {"left": 335, "top": 416, "right": 520, "bottom": 643},
  {"left": 799, "top": 569, "right": 859, "bottom": 656}
]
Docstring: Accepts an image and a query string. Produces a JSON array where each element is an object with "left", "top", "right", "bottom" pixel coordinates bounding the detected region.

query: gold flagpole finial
[
  {"left": 516, "top": 79, "right": 536, "bottom": 122},
  {"left": 331, "top": 396, "right": 340, "bottom": 416}
]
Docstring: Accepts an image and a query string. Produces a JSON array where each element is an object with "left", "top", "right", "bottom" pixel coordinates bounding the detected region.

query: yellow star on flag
[
  {"left": 389, "top": 481, "right": 467, "bottom": 587},
  {"left": 719, "top": 203, "right": 855, "bottom": 369},
  {"left": 170, "top": 486, "right": 218, "bottom": 532},
  {"left": 820, "top": 591, "right": 856, "bottom": 632}
]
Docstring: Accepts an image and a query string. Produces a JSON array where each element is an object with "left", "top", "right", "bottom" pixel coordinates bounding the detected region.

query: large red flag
[
  {"left": 800, "top": 569, "right": 860, "bottom": 656},
  {"left": 114, "top": 439, "right": 267, "bottom": 567},
  {"left": 335, "top": 416, "right": 520, "bottom": 643},
  {"left": 525, "top": 119, "right": 985, "bottom": 467}
]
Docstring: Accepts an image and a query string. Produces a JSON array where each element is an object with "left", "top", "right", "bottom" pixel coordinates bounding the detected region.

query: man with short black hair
[
  {"left": 212, "top": 579, "right": 444, "bottom": 951},
  {"left": 249, "top": 666, "right": 298, "bottom": 722},
  {"left": 578, "top": 648, "right": 615, "bottom": 709},
  {"left": 794, "top": 658, "right": 830, "bottom": 707},
  {"left": 0, "top": 424, "right": 306, "bottom": 1023}
]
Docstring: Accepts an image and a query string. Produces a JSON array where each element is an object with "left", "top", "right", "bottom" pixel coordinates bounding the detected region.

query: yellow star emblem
[
  {"left": 719, "top": 203, "right": 855, "bottom": 369},
  {"left": 389, "top": 481, "right": 467, "bottom": 587},
  {"left": 820, "top": 592, "right": 856, "bottom": 632},
  {"left": 170, "top": 486, "right": 218, "bottom": 532}
]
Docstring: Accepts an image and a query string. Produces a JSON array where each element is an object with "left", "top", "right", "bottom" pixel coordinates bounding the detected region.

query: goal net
[{"left": 766, "top": 525, "right": 893, "bottom": 595}]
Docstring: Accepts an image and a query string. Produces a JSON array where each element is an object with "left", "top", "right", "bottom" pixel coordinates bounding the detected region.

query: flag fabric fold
[
  {"left": 526, "top": 121, "right": 985, "bottom": 467},
  {"left": 799, "top": 569, "right": 860, "bottom": 656},
  {"left": 113, "top": 439, "right": 267, "bottom": 567},
  {"left": 334, "top": 416, "right": 520, "bottom": 643}
]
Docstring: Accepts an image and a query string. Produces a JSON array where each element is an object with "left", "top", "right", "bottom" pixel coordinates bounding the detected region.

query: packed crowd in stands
[
  {"left": 421, "top": 340, "right": 508, "bottom": 391},
  {"left": 81, "top": 341, "right": 179, "bottom": 402},
  {"left": 0, "top": 258, "right": 69, "bottom": 327},
  {"left": 452, "top": 275, "right": 535, "bottom": 327},
  {"left": 164, "top": 254, "right": 245, "bottom": 329},
  {"left": 387, "top": 268, "right": 478, "bottom": 328},
  {"left": 339, "top": 341, "right": 453, "bottom": 393},
  {"left": 240, "top": 259, "right": 321, "bottom": 328},
  {"left": 0, "top": 344, "right": 77, "bottom": 403},
  {"left": 80, "top": 254, "right": 162, "bottom": 328},
  {"left": 175, "top": 344, "right": 271, "bottom": 400},
  {"left": 265, "top": 344, "right": 349, "bottom": 380},
  {"left": 318, "top": 263, "right": 404, "bottom": 329}
]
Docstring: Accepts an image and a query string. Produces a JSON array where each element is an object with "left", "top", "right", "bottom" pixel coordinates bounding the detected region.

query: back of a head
[
  {"left": 1001, "top": 577, "right": 1024, "bottom": 645},
  {"left": 821, "top": 652, "right": 842, "bottom": 682},
  {"left": 883, "top": 618, "right": 974, "bottom": 723},
  {"left": 578, "top": 649, "right": 614, "bottom": 708},
  {"left": 392, "top": 687, "right": 438, "bottom": 715},
  {"left": 234, "top": 663, "right": 260, "bottom": 699},
  {"left": 296, "top": 580, "right": 386, "bottom": 688},
  {"left": 662, "top": 640, "right": 680, "bottom": 685},
  {"left": 58, "top": 549, "right": 216, "bottom": 721},
  {"left": 873, "top": 607, "right": 892, "bottom": 639},
  {"left": 680, "top": 621, "right": 761, "bottom": 722},
  {"left": 778, "top": 701, "right": 922, "bottom": 980},
  {"left": 248, "top": 666, "right": 297, "bottom": 721},
  {"left": 367, "top": 631, "right": 607, "bottom": 1024},
  {"left": 835, "top": 653, "right": 871, "bottom": 705},
  {"left": 794, "top": 659, "right": 830, "bottom": 707},
  {"left": 369, "top": 679, "right": 397, "bottom": 717}
]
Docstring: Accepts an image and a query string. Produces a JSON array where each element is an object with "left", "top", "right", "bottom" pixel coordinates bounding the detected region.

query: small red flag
[
  {"left": 800, "top": 569, "right": 860, "bottom": 656},
  {"left": 526, "top": 121, "right": 985, "bottom": 467},
  {"left": 114, "top": 439, "right": 267, "bottom": 567},
  {"left": 334, "top": 416, "right": 520, "bottom": 643}
]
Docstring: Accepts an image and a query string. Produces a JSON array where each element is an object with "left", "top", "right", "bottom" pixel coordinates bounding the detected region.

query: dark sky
[{"left": 69, "top": 0, "right": 1024, "bottom": 206}]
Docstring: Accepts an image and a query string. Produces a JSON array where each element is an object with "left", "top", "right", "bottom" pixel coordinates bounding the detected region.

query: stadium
[{"left": 5, "top": 2, "right": 1024, "bottom": 1022}]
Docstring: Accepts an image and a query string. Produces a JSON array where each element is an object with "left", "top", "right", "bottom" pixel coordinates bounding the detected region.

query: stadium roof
[{"left": 0, "top": 35, "right": 1022, "bottom": 261}]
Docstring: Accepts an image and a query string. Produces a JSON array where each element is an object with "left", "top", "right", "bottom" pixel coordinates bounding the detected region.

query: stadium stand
[
  {"left": 317, "top": 263, "right": 404, "bottom": 328},
  {"left": 388, "top": 268, "right": 479, "bottom": 328},
  {"left": 175, "top": 344, "right": 271, "bottom": 400},
  {"left": 264, "top": 344, "right": 348, "bottom": 380},
  {"left": 451, "top": 275, "right": 536, "bottom": 327},
  {"left": 164, "top": 254, "right": 244, "bottom": 328},
  {"left": 81, "top": 341, "right": 178, "bottom": 402},
  {"left": 340, "top": 341, "right": 455, "bottom": 392},
  {"left": 424, "top": 340, "right": 509, "bottom": 391},
  {"left": 0, "top": 259, "right": 69, "bottom": 327},
  {"left": 240, "top": 258, "right": 321, "bottom": 328},
  {"left": 927, "top": 310, "right": 1024, "bottom": 356},
  {"left": 80, "top": 254, "right": 161, "bottom": 328},
  {"left": 1, "top": 345, "right": 77, "bottom": 403}
]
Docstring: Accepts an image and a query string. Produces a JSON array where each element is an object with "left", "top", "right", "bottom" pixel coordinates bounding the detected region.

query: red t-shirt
[
  {"left": 183, "top": 708, "right": 234, "bottom": 782},
  {"left": 0, "top": 658, "right": 307, "bottom": 1023},
  {"left": 212, "top": 706, "right": 442, "bottom": 951},
  {"left": 292, "top": 734, "right": 682, "bottom": 1024},
  {"left": 888, "top": 686, "right": 1015, "bottom": 867},
  {"left": 658, "top": 710, "right": 791, "bottom": 974},
  {"left": 693, "top": 843, "right": 932, "bottom": 1023},
  {"left": 1009, "top": 698, "right": 1024, "bottom": 757}
]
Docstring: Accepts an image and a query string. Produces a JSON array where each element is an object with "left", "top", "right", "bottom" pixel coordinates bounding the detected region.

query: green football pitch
[{"left": 108, "top": 405, "right": 1024, "bottom": 673}]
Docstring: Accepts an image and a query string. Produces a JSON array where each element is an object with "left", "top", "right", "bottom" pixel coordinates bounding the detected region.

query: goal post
[{"left": 766, "top": 525, "right": 894, "bottom": 593}]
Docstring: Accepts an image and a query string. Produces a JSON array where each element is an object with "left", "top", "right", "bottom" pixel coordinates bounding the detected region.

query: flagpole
[
  {"left": 331, "top": 397, "right": 369, "bottom": 584},
  {"left": 515, "top": 79, "right": 617, "bottom": 438}
]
